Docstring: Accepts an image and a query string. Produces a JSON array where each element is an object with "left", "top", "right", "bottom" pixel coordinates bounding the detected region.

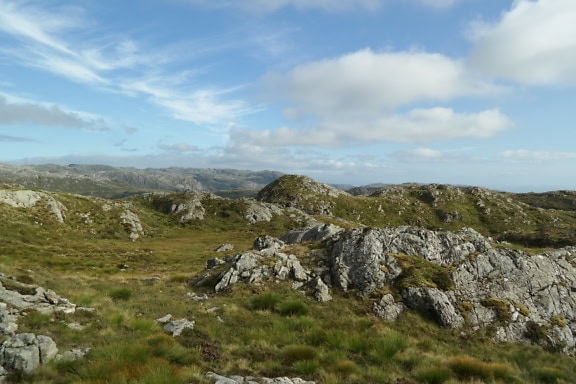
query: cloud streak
[
  {"left": 0, "top": 96, "right": 108, "bottom": 131},
  {"left": 0, "top": 1, "right": 255, "bottom": 126}
]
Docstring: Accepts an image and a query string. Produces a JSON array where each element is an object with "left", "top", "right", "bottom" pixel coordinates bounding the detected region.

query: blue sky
[{"left": 0, "top": 0, "right": 575, "bottom": 191}]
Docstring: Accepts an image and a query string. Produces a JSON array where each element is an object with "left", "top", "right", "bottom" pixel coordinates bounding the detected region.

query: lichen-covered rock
[
  {"left": 243, "top": 200, "right": 283, "bottom": 223},
  {"left": 206, "top": 372, "right": 315, "bottom": 384},
  {"left": 326, "top": 226, "right": 576, "bottom": 353},
  {"left": 0, "top": 190, "right": 67, "bottom": 223},
  {"left": 0, "top": 333, "right": 57, "bottom": 374},
  {"left": 373, "top": 294, "right": 405, "bottom": 321},
  {"left": 281, "top": 224, "right": 343, "bottom": 244}
]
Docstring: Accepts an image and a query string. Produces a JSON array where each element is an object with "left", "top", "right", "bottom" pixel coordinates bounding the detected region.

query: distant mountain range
[{"left": 0, "top": 163, "right": 284, "bottom": 199}]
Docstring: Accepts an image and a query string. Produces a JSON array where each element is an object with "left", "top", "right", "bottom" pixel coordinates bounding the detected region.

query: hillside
[
  {"left": 0, "top": 163, "right": 283, "bottom": 199},
  {"left": 0, "top": 175, "right": 575, "bottom": 383}
]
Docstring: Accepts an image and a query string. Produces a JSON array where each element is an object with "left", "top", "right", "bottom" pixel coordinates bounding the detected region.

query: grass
[{"left": 2, "top": 186, "right": 576, "bottom": 383}]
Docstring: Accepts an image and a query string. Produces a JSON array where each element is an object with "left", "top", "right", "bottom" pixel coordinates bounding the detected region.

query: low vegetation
[{"left": 1, "top": 178, "right": 576, "bottom": 383}]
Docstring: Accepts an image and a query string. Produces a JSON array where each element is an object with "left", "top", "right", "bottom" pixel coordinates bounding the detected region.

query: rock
[
  {"left": 155, "top": 314, "right": 172, "bottom": 324},
  {"left": 373, "top": 294, "right": 405, "bottom": 321},
  {"left": 0, "top": 190, "right": 67, "bottom": 223},
  {"left": 120, "top": 207, "right": 144, "bottom": 241},
  {"left": 253, "top": 236, "right": 284, "bottom": 252},
  {"left": 281, "top": 224, "right": 343, "bottom": 244},
  {"left": 402, "top": 287, "right": 464, "bottom": 327},
  {"left": 215, "top": 244, "right": 234, "bottom": 253},
  {"left": 312, "top": 277, "right": 332, "bottom": 302},
  {"left": 0, "top": 333, "right": 57, "bottom": 374},
  {"left": 325, "top": 225, "right": 576, "bottom": 354},
  {"left": 243, "top": 200, "right": 283, "bottom": 224},
  {"left": 0, "top": 304, "right": 18, "bottom": 335},
  {"left": 206, "top": 258, "right": 226, "bottom": 269},
  {"left": 206, "top": 372, "right": 315, "bottom": 384},
  {"left": 163, "top": 318, "right": 195, "bottom": 336},
  {"left": 56, "top": 348, "right": 90, "bottom": 361}
]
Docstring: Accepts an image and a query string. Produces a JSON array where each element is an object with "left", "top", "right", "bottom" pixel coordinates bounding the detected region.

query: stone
[
  {"left": 215, "top": 244, "right": 234, "bottom": 253},
  {"left": 281, "top": 224, "right": 343, "bottom": 244},
  {"left": 373, "top": 294, "right": 405, "bottom": 321},
  {"left": 207, "top": 258, "right": 226, "bottom": 269},
  {"left": 253, "top": 236, "right": 284, "bottom": 252},
  {"left": 0, "top": 333, "right": 57, "bottom": 374},
  {"left": 163, "top": 318, "right": 195, "bottom": 336},
  {"left": 312, "top": 277, "right": 332, "bottom": 303}
]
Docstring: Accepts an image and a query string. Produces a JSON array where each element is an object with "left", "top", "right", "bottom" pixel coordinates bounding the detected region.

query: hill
[
  {"left": 0, "top": 174, "right": 575, "bottom": 383},
  {"left": 0, "top": 163, "right": 283, "bottom": 199}
]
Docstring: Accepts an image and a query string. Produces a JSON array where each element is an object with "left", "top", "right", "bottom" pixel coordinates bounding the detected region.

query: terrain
[{"left": 0, "top": 172, "right": 575, "bottom": 383}]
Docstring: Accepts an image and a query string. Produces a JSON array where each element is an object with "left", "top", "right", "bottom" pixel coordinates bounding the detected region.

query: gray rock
[
  {"left": 253, "top": 236, "right": 284, "bottom": 252},
  {"left": 312, "top": 277, "right": 332, "bottom": 302},
  {"left": 215, "top": 244, "right": 234, "bottom": 253},
  {"left": 0, "top": 190, "right": 67, "bottom": 223},
  {"left": 373, "top": 294, "right": 405, "bottom": 321},
  {"left": 207, "top": 258, "right": 226, "bottom": 269},
  {"left": 0, "top": 333, "right": 57, "bottom": 374},
  {"left": 281, "top": 224, "right": 343, "bottom": 244},
  {"left": 325, "top": 226, "right": 576, "bottom": 353},
  {"left": 163, "top": 318, "right": 195, "bottom": 336}
]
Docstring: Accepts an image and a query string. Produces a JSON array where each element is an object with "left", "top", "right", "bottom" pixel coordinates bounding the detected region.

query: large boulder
[
  {"left": 0, "top": 333, "right": 58, "bottom": 374},
  {"left": 325, "top": 226, "right": 576, "bottom": 354}
]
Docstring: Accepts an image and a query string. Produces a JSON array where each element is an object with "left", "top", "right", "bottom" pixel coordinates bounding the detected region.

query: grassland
[{"left": 0, "top": 186, "right": 575, "bottom": 383}]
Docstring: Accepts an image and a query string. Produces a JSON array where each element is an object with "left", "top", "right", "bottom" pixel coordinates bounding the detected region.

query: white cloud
[
  {"left": 501, "top": 149, "right": 576, "bottom": 162},
  {"left": 0, "top": 95, "right": 109, "bottom": 131},
  {"left": 0, "top": 1, "right": 255, "bottom": 126},
  {"left": 176, "top": 0, "right": 382, "bottom": 12},
  {"left": 177, "top": 0, "right": 462, "bottom": 12},
  {"left": 394, "top": 148, "right": 451, "bottom": 163},
  {"left": 469, "top": 0, "right": 576, "bottom": 86},
  {"left": 264, "top": 49, "right": 503, "bottom": 117},
  {"left": 232, "top": 108, "right": 512, "bottom": 147},
  {"left": 158, "top": 143, "right": 200, "bottom": 152}
]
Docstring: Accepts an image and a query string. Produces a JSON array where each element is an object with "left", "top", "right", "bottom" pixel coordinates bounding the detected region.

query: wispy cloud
[
  {"left": 501, "top": 149, "right": 576, "bottom": 162},
  {"left": 0, "top": 1, "right": 257, "bottom": 126},
  {"left": 158, "top": 143, "right": 200, "bottom": 152},
  {"left": 0, "top": 95, "right": 109, "bottom": 131},
  {"left": 0, "top": 134, "right": 37, "bottom": 142}
]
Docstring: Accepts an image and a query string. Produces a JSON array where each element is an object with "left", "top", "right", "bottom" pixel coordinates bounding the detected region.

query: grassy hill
[{"left": 0, "top": 176, "right": 575, "bottom": 383}]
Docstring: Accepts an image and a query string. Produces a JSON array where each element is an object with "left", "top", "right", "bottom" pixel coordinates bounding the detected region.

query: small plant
[
  {"left": 447, "top": 356, "right": 492, "bottom": 381},
  {"left": 332, "top": 359, "right": 359, "bottom": 377},
  {"left": 109, "top": 287, "right": 132, "bottom": 301},
  {"left": 281, "top": 345, "right": 318, "bottom": 364},
  {"left": 550, "top": 314, "right": 567, "bottom": 328},
  {"left": 250, "top": 292, "right": 282, "bottom": 311},
  {"left": 531, "top": 367, "right": 570, "bottom": 384},
  {"left": 370, "top": 331, "right": 407, "bottom": 363},
  {"left": 482, "top": 297, "right": 512, "bottom": 322},
  {"left": 413, "top": 365, "right": 452, "bottom": 384},
  {"left": 277, "top": 300, "right": 309, "bottom": 317}
]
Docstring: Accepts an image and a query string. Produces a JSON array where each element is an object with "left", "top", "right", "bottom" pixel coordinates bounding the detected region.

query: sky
[{"left": 0, "top": 0, "right": 575, "bottom": 191}]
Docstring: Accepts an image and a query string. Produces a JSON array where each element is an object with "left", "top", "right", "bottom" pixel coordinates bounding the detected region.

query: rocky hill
[
  {"left": 0, "top": 163, "right": 283, "bottom": 199},
  {"left": 1, "top": 174, "right": 576, "bottom": 383}
]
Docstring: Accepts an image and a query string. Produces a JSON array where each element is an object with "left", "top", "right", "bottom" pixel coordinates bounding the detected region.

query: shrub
[
  {"left": 531, "top": 367, "right": 570, "bottom": 384},
  {"left": 447, "top": 356, "right": 492, "bottom": 380},
  {"left": 277, "top": 300, "right": 309, "bottom": 317},
  {"left": 370, "top": 332, "right": 408, "bottom": 363},
  {"left": 281, "top": 345, "right": 318, "bottom": 364},
  {"left": 250, "top": 292, "right": 282, "bottom": 311},
  {"left": 292, "top": 360, "right": 320, "bottom": 375},
  {"left": 413, "top": 365, "right": 452, "bottom": 384},
  {"left": 332, "top": 360, "right": 359, "bottom": 377},
  {"left": 109, "top": 287, "right": 132, "bottom": 301}
]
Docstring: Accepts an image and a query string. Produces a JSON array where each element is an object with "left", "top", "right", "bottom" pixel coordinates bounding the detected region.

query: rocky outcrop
[
  {"left": 281, "top": 224, "right": 343, "bottom": 244},
  {"left": 0, "top": 333, "right": 58, "bottom": 375},
  {"left": 206, "top": 372, "right": 315, "bottom": 384},
  {"left": 243, "top": 200, "right": 283, "bottom": 223},
  {"left": 200, "top": 228, "right": 332, "bottom": 302},
  {"left": 325, "top": 226, "right": 576, "bottom": 354},
  {"left": 156, "top": 315, "right": 195, "bottom": 336},
  {"left": 0, "top": 274, "right": 90, "bottom": 377},
  {"left": 0, "top": 190, "right": 67, "bottom": 223}
]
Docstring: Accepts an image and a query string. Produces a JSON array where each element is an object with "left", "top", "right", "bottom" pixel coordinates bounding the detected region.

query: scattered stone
[
  {"left": 143, "top": 275, "right": 161, "bottom": 285},
  {"left": 163, "top": 318, "right": 195, "bottom": 337},
  {"left": 206, "top": 372, "right": 315, "bottom": 384},
  {"left": 215, "top": 244, "right": 234, "bottom": 253},
  {"left": 0, "top": 333, "right": 57, "bottom": 374},
  {"left": 155, "top": 314, "right": 172, "bottom": 324},
  {"left": 312, "top": 277, "right": 332, "bottom": 303},
  {"left": 206, "top": 258, "right": 226, "bottom": 269},
  {"left": 373, "top": 294, "right": 405, "bottom": 321},
  {"left": 56, "top": 348, "right": 91, "bottom": 361},
  {"left": 253, "top": 236, "right": 284, "bottom": 252}
]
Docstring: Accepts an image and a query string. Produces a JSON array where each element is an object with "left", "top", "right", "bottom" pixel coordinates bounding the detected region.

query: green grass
[{"left": 2, "top": 185, "right": 576, "bottom": 383}]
